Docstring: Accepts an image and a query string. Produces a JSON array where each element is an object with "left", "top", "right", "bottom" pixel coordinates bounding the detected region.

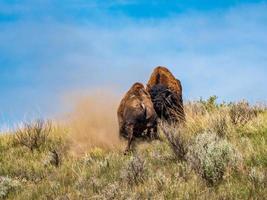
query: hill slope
[{"left": 0, "top": 97, "right": 266, "bottom": 199}]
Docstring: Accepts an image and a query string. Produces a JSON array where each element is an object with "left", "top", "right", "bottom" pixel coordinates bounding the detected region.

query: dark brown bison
[
  {"left": 117, "top": 82, "right": 158, "bottom": 153},
  {"left": 147, "top": 66, "right": 185, "bottom": 123}
]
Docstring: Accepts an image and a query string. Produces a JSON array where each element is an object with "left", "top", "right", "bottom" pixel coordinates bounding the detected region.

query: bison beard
[
  {"left": 147, "top": 66, "right": 185, "bottom": 123},
  {"left": 117, "top": 83, "right": 158, "bottom": 154}
]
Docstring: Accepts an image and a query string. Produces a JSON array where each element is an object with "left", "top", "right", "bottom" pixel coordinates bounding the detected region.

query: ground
[{"left": 0, "top": 97, "right": 266, "bottom": 200}]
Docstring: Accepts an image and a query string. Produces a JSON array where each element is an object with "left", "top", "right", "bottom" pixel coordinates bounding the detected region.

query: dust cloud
[{"left": 63, "top": 89, "right": 125, "bottom": 155}]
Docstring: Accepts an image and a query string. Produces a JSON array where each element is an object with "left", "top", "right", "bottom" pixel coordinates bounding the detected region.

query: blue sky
[{"left": 0, "top": 0, "right": 267, "bottom": 128}]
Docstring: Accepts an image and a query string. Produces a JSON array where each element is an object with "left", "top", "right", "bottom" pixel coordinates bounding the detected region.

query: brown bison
[
  {"left": 117, "top": 82, "right": 158, "bottom": 153},
  {"left": 147, "top": 66, "right": 185, "bottom": 123}
]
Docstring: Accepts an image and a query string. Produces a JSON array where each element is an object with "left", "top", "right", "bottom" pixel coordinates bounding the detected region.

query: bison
[
  {"left": 117, "top": 82, "right": 158, "bottom": 153},
  {"left": 147, "top": 66, "right": 185, "bottom": 123}
]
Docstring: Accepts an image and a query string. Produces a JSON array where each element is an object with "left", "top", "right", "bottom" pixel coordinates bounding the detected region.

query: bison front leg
[{"left": 125, "top": 123, "right": 134, "bottom": 154}]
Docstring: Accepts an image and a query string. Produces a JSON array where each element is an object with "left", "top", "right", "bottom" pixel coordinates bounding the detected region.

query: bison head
[{"left": 149, "top": 84, "right": 177, "bottom": 121}]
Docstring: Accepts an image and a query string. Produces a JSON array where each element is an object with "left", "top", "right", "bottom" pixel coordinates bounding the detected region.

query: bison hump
[{"left": 147, "top": 66, "right": 182, "bottom": 94}]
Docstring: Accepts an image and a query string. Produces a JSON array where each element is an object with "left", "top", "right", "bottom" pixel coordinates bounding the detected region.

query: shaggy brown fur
[
  {"left": 117, "top": 83, "right": 158, "bottom": 153},
  {"left": 147, "top": 66, "right": 185, "bottom": 123}
]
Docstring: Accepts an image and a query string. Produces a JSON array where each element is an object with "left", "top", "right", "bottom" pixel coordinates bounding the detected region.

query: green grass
[{"left": 0, "top": 98, "right": 266, "bottom": 199}]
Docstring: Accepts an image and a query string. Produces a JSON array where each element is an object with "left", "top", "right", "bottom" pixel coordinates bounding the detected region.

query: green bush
[
  {"left": 0, "top": 176, "right": 20, "bottom": 199},
  {"left": 186, "top": 132, "right": 241, "bottom": 185},
  {"left": 121, "top": 156, "right": 148, "bottom": 186},
  {"left": 199, "top": 96, "right": 219, "bottom": 112},
  {"left": 248, "top": 167, "right": 266, "bottom": 188},
  {"left": 229, "top": 101, "right": 258, "bottom": 125}
]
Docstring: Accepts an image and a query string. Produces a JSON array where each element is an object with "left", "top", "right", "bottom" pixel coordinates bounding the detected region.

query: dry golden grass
[{"left": 1, "top": 97, "right": 266, "bottom": 199}]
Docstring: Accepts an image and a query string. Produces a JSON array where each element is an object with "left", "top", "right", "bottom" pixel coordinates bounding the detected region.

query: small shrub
[
  {"left": 160, "top": 123, "right": 188, "bottom": 160},
  {"left": 47, "top": 136, "right": 69, "bottom": 167},
  {"left": 15, "top": 120, "right": 51, "bottom": 152},
  {"left": 229, "top": 101, "right": 258, "bottom": 126},
  {"left": 186, "top": 132, "right": 241, "bottom": 185},
  {"left": 199, "top": 96, "right": 219, "bottom": 112},
  {"left": 0, "top": 176, "right": 20, "bottom": 199},
  {"left": 102, "top": 182, "right": 120, "bottom": 200},
  {"left": 248, "top": 167, "right": 266, "bottom": 187},
  {"left": 121, "top": 156, "right": 148, "bottom": 185},
  {"left": 43, "top": 150, "right": 60, "bottom": 167},
  {"left": 208, "top": 111, "right": 230, "bottom": 138}
]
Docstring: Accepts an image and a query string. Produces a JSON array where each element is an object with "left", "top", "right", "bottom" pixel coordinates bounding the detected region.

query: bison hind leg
[{"left": 124, "top": 123, "right": 134, "bottom": 154}]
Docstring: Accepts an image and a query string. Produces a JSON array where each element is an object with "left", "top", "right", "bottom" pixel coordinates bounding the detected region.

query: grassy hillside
[{"left": 0, "top": 97, "right": 266, "bottom": 199}]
